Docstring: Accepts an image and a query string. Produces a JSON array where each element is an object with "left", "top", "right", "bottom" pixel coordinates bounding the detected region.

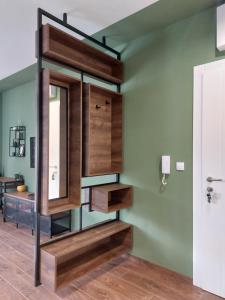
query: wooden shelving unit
[
  {"left": 83, "top": 83, "right": 123, "bottom": 176},
  {"left": 41, "top": 221, "right": 132, "bottom": 291},
  {"left": 35, "top": 9, "right": 132, "bottom": 289},
  {"left": 42, "top": 24, "right": 123, "bottom": 84},
  {"left": 92, "top": 184, "right": 132, "bottom": 213}
]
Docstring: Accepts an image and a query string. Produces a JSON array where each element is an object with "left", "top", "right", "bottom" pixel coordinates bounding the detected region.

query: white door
[{"left": 193, "top": 59, "right": 225, "bottom": 298}]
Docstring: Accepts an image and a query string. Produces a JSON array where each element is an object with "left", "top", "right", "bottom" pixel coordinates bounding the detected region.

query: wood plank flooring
[{"left": 0, "top": 217, "right": 223, "bottom": 300}]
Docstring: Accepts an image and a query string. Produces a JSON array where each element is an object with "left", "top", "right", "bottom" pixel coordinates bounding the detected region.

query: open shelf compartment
[
  {"left": 41, "top": 221, "right": 132, "bottom": 291},
  {"left": 42, "top": 24, "right": 123, "bottom": 84},
  {"left": 92, "top": 184, "right": 133, "bottom": 213}
]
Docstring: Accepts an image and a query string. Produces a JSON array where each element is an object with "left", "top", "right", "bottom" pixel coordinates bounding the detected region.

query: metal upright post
[
  {"left": 34, "top": 8, "right": 42, "bottom": 287},
  {"left": 88, "top": 188, "right": 92, "bottom": 212},
  {"left": 102, "top": 36, "right": 106, "bottom": 45},
  {"left": 116, "top": 51, "right": 121, "bottom": 220},
  {"left": 63, "top": 13, "right": 68, "bottom": 24},
  {"left": 117, "top": 52, "right": 121, "bottom": 93},
  {"left": 79, "top": 206, "right": 83, "bottom": 231}
]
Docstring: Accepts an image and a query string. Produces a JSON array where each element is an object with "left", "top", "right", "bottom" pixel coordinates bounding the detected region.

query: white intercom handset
[{"left": 161, "top": 156, "right": 170, "bottom": 186}]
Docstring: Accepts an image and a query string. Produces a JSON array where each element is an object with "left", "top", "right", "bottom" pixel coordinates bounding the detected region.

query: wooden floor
[{"left": 0, "top": 218, "right": 223, "bottom": 300}]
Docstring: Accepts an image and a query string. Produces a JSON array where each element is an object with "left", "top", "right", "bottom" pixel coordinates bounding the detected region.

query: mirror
[{"left": 48, "top": 85, "right": 68, "bottom": 200}]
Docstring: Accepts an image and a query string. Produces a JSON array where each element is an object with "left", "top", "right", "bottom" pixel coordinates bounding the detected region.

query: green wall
[
  {"left": 119, "top": 7, "right": 225, "bottom": 277},
  {"left": 0, "top": 5, "right": 223, "bottom": 278},
  {"left": 0, "top": 80, "right": 36, "bottom": 191}
]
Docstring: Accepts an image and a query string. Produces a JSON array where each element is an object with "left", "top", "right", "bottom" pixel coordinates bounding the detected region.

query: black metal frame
[
  {"left": 35, "top": 8, "right": 122, "bottom": 286},
  {"left": 9, "top": 126, "right": 26, "bottom": 157}
]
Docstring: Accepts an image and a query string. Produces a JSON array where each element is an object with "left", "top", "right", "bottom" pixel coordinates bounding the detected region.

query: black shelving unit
[{"left": 9, "top": 126, "right": 26, "bottom": 157}]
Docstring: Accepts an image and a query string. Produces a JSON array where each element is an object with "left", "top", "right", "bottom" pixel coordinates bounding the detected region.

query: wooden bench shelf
[
  {"left": 83, "top": 84, "right": 123, "bottom": 176},
  {"left": 41, "top": 221, "right": 132, "bottom": 291},
  {"left": 92, "top": 184, "right": 133, "bottom": 213},
  {"left": 42, "top": 24, "right": 123, "bottom": 84}
]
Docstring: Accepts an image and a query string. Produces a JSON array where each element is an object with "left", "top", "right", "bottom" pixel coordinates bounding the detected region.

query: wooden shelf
[
  {"left": 92, "top": 184, "right": 132, "bottom": 213},
  {"left": 83, "top": 84, "right": 123, "bottom": 176},
  {"left": 47, "top": 203, "right": 79, "bottom": 215},
  {"left": 42, "top": 24, "right": 123, "bottom": 84},
  {"left": 41, "top": 221, "right": 132, "bottom": 291}
]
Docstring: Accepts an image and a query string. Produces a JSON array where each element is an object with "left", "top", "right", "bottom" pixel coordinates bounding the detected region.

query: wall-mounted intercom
[{"left": 161, "top": 155, "right": 170, "bottom": 186}]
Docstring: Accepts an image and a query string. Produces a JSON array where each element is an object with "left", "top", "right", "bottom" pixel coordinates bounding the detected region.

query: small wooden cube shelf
[
  {"left": 42, "top": 24, "right": 123, "bottom": 84},
  {"left": 83, "top": 84, "right": 123, "bottom": 176},
  {"left": 92, "top": 184, "right": 132, "bottom": 213},
  {"left": 41, "top": 221, "right": 132, "bottom": 291}
]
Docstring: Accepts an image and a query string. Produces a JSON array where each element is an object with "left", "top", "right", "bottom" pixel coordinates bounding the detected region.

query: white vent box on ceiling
[{"left": 217, "top": 4, "right": 225, "bottom": 51}]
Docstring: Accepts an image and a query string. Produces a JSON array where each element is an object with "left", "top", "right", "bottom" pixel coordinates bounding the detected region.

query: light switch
[{"left": 176, "top": 162, "right": 185, "bottom": 171}]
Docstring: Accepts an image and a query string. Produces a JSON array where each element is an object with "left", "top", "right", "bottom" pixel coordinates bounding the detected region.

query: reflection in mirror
[{"left": 48, "top": 85, "right": 68, "bottom": 200}]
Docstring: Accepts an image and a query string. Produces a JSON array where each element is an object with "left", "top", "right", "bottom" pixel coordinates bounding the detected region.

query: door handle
[{"left": 207, "top": 177, "right": 223, "bottom": 182}]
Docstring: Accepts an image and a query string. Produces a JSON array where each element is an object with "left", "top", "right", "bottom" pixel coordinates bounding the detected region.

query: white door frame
[{"left": 193, "top": 58, "right": 225, "bottom": 286}]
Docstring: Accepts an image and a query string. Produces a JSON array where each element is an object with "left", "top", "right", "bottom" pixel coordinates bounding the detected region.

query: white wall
[{"left": 0, "top": 0, "right": 159, "bottom": 80}]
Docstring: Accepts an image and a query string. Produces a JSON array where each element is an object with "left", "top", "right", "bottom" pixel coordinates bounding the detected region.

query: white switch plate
[{"left": 176, "top": 162, "right": 185, "bottom": 171}]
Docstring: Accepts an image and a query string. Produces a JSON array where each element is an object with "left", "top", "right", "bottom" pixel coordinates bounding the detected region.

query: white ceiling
[{"left": 0, "top": 0, "right": 159, "bottom": 81}]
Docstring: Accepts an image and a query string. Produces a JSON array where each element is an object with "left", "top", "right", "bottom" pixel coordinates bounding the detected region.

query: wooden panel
[
  {"left": 112, "top": 94, "right": 123, "bottom": 172},
  {"left": 90, "top": 87, "right": 111, "bottom": 174},
  {"left": 41, "top": 69, "right": 50, "bottom": 215},
  {"left": 92, "top": 184, "right": 132, "bottom": 213},
  {"left": 42, "top": 24, "right": 123, "bottom": 84},
  {"left": 41, "top": 221, "right": 132, "bottom": 291},
  {"left": 41, "top": 221, "right": 131, "bottom": 259},
  {"left": 69, "top": 79, "right": 82, "bottom": 209},
  {"left": 83, "top": 84, "right": 123, "bottom": 176},
  {"left": 59, "top": 88, "right": 67, "bottom": 198},
  {"left": 41, "top": 69, "right": 82, "bottom": 215},
  {"left": 56, "top": 239, "right": 129, "bottom": 289},
  {"left": 41, "top": 251, "right": 57, "bottom": 291},
  {"left": 3, "top": 192, "right": 34, "bottom": 201},
  {"left": 0, "top": 177, "right": 21, "bottom": 183}
]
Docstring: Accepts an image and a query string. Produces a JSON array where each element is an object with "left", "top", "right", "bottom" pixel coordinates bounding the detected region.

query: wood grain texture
[
  {"left": 83, "top": 84, "right": 123, "bottom": 176},
  {"left": 92, "top": 184, "right": 133, "bottom": 213},
  {"left": 41, "top": 69, "right": 82, "bottom": 216},
  {"left": 0, "top": 276, "right": 27, "bottom": 300},
  {"left": 41, "top": 221, "right": 132, "bottom": 291},
  {"left": 0, "top": 217, "right": 222, "bottom": 300},
  {"left": 4, "top": 192, "right": 34, "bottom": 202},
  {"left": 42, "top": 24, "right": 123, "bottom": 84},
  {"left": 0, "top": 177, "right": 21, "bottom": 183},
  {"left": 59, "top": 88, "right": 68, "bottom": 198}
]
